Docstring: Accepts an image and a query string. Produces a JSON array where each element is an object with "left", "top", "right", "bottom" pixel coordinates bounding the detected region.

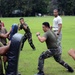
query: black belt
[
  {"left": 49, "top": 47, "right": 58, "bottom": 49},
  {"left": 54, "top": 30, "right": 58, "bottom": 32}
]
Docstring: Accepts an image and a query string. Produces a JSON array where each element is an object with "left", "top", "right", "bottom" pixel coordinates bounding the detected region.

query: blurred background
[{"left": 0, "top": 0, "right": 75, "bottom": 17}]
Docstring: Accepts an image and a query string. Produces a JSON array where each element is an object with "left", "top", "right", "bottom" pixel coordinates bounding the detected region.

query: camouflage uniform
[
  {"left": 20, "top": 23, "right": 35, "bottom": 50},
  {"left": 0, "top": 42, "right": 3, "bottom": 75},
  {"left": 38, "top": 30, "right": 73, "bottom": 72},
  {"left": 0, "top": 27, "right": 7, "bottom": 75},
  {"left": 0, "top": 27, "right": 7, "bottom": 45}
]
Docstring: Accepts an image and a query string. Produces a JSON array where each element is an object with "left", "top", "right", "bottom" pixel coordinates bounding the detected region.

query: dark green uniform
[
  {"left": 38, "top": 30, "right": 73, "bottom": 72},
  {"left": 20, "top": 23, "right": 35, "bottom": 50}
]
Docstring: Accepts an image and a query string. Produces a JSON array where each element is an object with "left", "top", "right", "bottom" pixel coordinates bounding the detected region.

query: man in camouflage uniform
[
  {"left": 0, "top": 22, "right": 11, "bottom": 75},
  {"left": 35, "top": 22, "right": 74, "bottom": 75},
  {"left": 0, "top": 22, "right": 8, "bottom": 75},
  {"left": 0, "top": 42, "right": 4, "bottom": 75},
  {"left": 19, "top": 18, "right": 36, "bottom": 50},
  {"left": 0, "top": 42, "right": 10, "bottom": 75}
]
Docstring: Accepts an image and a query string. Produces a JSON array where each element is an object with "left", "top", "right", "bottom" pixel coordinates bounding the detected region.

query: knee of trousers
[
  {"left": 39, "top": 53, "right": 46, "bottom": 60},
  {"left": 29, "top": 41, "right": 32, "bottom": 44},
  {"left": 28, "top": 39, "right": 32, "bottom": 44},
  {"left": 54, "top": 58, "right": 61, "bottom": 63}
]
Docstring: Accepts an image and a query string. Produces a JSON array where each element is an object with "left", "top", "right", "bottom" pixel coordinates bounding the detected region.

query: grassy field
[{"left": 0, "top": 16, "right": 75, "bottom": 75}]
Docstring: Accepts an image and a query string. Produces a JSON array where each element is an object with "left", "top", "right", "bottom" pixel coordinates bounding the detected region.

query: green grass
[{"left": 0, "top": 16, "right": 75, "bottom": 75}]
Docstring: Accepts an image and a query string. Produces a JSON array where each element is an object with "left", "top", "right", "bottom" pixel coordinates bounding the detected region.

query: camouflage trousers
[
  {"left": 21, "top": 33, "right": 35, "bottom": 50},
  {"left": 0, "top": 56, "right": 3, "bottom": 74},
  {"left": 38, "top": 48, "right": 69, "bottom": 71}
]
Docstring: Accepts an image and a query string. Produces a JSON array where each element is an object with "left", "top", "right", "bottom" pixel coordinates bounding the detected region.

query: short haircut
[
  {"left": 19, "top": 18, "right": 24, "bottom": 20},
  {"left": 53, "top": 9, "right": 58, "bottom": 12},
  {"left": 42, "top": 22, "right": 50, "bottom": 28}
]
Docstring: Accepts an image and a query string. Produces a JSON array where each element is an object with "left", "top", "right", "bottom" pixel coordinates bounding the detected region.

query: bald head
[{"left": 53, "top": 9, "right": 58, "bottom": 17}]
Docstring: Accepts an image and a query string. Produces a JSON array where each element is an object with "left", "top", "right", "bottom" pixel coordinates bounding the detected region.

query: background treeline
[{"left": 0, "top": 0, "right": 75, "bottom": 17}]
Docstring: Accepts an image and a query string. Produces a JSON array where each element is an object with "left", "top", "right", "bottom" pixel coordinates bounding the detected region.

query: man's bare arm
[
  {"left": 0, "top": 31, "right": 10, "bottom": 38},
  {"left": 36, "top": 32, "right": 46, "bottom": 43},
  {"left": 57, "top": 24, "right": 62, "bottom": 34},
  {"left": 23, "top": 24, "right": 27, "bottom": 29},
  {"left": 0, "top": 42, "right": 10, "bottom": 55},
  {"left": 38, "top": 36, "right": 46, "bottom": 43}
]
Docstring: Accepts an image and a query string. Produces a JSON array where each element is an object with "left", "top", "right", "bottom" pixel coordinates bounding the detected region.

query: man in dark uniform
[
  {"left": 19, "top": 18, "right": 36, "bottom": 50},
  {"left": 35, "top": 22, "right": 74, "bottom": 75}
]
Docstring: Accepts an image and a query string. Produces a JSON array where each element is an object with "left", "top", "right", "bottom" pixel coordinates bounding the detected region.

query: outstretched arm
[{"left": 0, "top": 41, "right": 11, "bottom": 55}]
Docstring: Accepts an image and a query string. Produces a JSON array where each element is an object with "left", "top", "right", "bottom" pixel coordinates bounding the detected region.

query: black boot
[
  {"left": 18, "top": 72, "right": 21, "bottom": 75},
  {"left": 67, "top": 65, "right": 74, "bottom": 73},
  {"left": 33, "top": 48, "right": 36, "bottom": 51},
  {"left": 35, "top": 71, "right": 44, "bottom": 75}
]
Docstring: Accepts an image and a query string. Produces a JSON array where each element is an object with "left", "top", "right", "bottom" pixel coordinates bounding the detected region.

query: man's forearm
[
  {"left": 36, "top": 32, "right": 46, "bottom": 43},
  {"left": 37, "top": 36, "right": 46, "bottom": 43},
  {"left": 38, "top": 36, "right": 42, "bottom": 42},
  {"left": 57, "top": 24, "right": 62, "bottom": 34},
  {"left": 0, "top": 34, "right": 7, "bottom": 38},
  {"left": 0, "top": 31, "right": 10, "bottom": 38},
  {"left": 6, "top": 31, "right": 10, "bottom": 37},
  {"left": 58, "top": 27, "right": 61, "bottom": 34},
  {"left": 0, "top": 44, "right": 10, "bottom": 55}
]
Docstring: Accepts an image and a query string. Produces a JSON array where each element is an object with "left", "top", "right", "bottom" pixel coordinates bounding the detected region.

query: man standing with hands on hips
[{"left": 53, "top": 9, "right": 62, "bottom": 53}]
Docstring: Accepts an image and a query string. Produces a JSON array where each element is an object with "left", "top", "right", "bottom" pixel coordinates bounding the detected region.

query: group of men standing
[{"left": 0, "top": 9, "right": 74, "bottom": 75}]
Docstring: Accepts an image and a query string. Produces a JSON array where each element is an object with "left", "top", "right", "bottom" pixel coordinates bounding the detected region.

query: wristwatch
[
  {"left": 57, "top": 33, "right": 59, "bottom": 35},
  {"left": 36, "top": 34, "right": 40, "bottom": 37}
]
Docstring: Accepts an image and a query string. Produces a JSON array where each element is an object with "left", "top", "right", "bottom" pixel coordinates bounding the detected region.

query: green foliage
[
  {"left": 0, "top": 0, "right": 50, "bottom": 16},
  {"left": 1, "top": 0, "right": 75, "bottom": 16}
]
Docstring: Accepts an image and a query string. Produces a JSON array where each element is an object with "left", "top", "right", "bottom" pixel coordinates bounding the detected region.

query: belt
[
  {"left": 49, "top": 47, "right": 58, "bottom": 49},
  {"left": 54, "top": 30, "right": 58, "bottom": 32}
]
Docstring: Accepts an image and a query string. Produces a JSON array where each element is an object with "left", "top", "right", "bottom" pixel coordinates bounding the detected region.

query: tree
[
  {"left": 57, "top": 0, "right": 75, "bottom": 15},
  {"left": 0, "top": 0, "right": 75, "bottom": 17},
  {"left": 47, "top": 0, "right": 58, "bottom": 15}
]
